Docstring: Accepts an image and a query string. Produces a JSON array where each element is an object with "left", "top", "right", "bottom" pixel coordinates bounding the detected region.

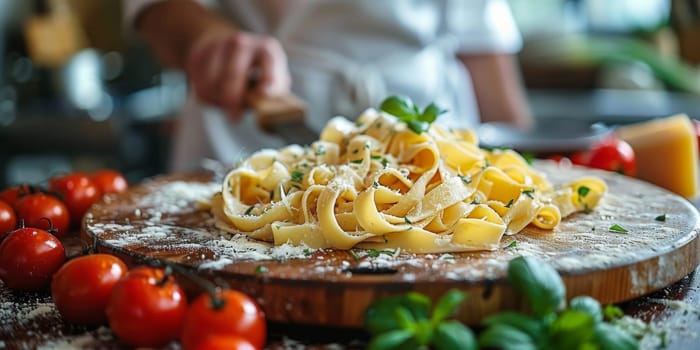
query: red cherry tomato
[
  {"left": 193, "top": 335, "right": 256, "bottom": 350},
  {"left": 15, "top": 193, "right": 70, "bottom": 236},
  {"left": 106, "top": 267, "right": 188, "bottom": 348},
  {"left": 0, "top": 200, "right": 17, "bottom": 234},
  {"left": 181, "top": 290, "right": 266, "bottom": 350},
  {"left": 51, "top": 254, "right": 127, "bottom": 325},
  {"left": 569, "top": 151, "right": 590, "bottom": 166},
  {"left": 48, "top": 173, "right": 102, "bottom": 226},
  {"left": 0, "top": 184, "right": 38, "bottom": 208},
  {"left": 587, "top": 135, "right": 636, "bottom": 176},
  {"left": 0, "top": 226, "right": 65, "bottom": 290},
  {"left": 91, "top": 170, "right": 128, "bottom": 195}
]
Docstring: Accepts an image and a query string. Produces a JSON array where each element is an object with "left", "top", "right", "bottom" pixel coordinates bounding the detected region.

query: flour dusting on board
[{"left": 84, "top": 163, "right": 699, "bottom": 286}]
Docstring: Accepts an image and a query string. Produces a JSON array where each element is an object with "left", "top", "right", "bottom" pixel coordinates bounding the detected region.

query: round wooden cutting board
[{"left": 82, "top": 162, "right": 700, "bottom": 327}]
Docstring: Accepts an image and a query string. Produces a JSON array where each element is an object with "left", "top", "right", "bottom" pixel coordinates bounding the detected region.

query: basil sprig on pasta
[{"left": 380, "top": 96, "right": 446, "bottom": 134}]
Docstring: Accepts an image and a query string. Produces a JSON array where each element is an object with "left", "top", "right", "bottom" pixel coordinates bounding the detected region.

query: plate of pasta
[{"left": 84, "top": 100, "right": 700, "bottom": 327}]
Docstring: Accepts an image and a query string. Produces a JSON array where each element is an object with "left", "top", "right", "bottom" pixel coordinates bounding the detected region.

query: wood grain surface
[{"left": 82, "top": 162, "right": 700, "bottom": 328}]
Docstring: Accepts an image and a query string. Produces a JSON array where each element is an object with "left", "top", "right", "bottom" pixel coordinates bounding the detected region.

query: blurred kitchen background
[{"left": 0, "top": 0, "right": 699, "bottom": 187}]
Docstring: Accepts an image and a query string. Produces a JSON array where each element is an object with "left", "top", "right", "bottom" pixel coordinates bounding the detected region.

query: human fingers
[
  {"left": 253, "top": 37, "right": 291, "bottom": 96},
  {"left": 219, "top": 35, "right": 256, "bottom": 120},
  {"left": 186, "top": 39, "right": 228, "bottom": 105}
]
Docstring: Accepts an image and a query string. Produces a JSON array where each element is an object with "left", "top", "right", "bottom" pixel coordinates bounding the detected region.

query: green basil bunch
[{"left": 364, "top": 256, "right": 639, "bottom": 350}]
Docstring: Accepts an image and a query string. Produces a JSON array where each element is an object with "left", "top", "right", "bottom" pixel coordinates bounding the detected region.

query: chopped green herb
[
  {"left": 609, "top": 224, "right": 628, "bottom": 233},
  {"left": 375, "top": 122, "right": 382, "bottom": 129},
  {"left": 349, "top": 250, "right": 361, "bottom": 260},
  {"left": 352, "top": 149, "right": 359, "bottom": 154},
  {"left": 506, "top": 241, "right": 517, "bottom": 248},
  {"left": 584, "top": 203, "right": 592, "bottom": 214},
  {"left": 522, "top": 152, "right": 535, "bottom": 165},
  {"left": 291, "top": 170, "right": 304, "bottom": 182},
  {"left": 381, "top": 158, "right": 389, "bottom": 168},
  {"left": 372, "top": 181, "right": 379, "bottom": 188},
  {"left": 578, "top": 186, "right": 590, "bottom": 198},
  {"left": 655, "top": 214, "right": 666, "bottom": 222},
  {"left": 470, "top": 198, "right": 480, "bottom": 205},
  {"left": 350, "top": 159, "right": 363, "bottom": 164},
  {"left": 458, "top": 175, "right": 472, "bottom": 184},
  {"left": 404, "top": 217, "right": 412, "bottom": 224},
  {"left": 522, "top": 189, "right": 535, "bottom": 199},
  {"left": 366, "top": 249, "right": 395, "bottom": 258},
  {"left": 255, "top": 265, "right": 268, "bottom": 273},
  {"left": 371, "top": 155, "right": 382, "bottom": 159},
  {"left": 303, "top": 248, "right": 313, "bottom": 256},
  {"left": 244, "top": 205, "right": 255, "bottom": 216},
  {"left": 364, "top": 144, "right": 370, "bottom": 149},
  {"left": 505, "top": 199, "right": 514, "bottom": 208}
]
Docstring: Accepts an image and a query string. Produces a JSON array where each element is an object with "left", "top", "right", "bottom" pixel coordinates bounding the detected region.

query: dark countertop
[{"left": 1, "top": 238, "right": 699, "bottom": 349}]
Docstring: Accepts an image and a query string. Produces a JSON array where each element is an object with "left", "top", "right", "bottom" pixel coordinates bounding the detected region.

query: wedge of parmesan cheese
[{"left": 617, "top": 114, "right": 699, "bottom": 199}]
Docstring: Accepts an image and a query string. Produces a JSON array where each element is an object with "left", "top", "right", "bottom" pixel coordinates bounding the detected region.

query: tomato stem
[
  {"left": 157, "top": 265, "right": 173, "bottom": 287},
  {"left": 154, "top": 261, "right": 227, "bottom": 310},
  {"left": 38, "top": 217, "right": 58, "bottom": 236}
]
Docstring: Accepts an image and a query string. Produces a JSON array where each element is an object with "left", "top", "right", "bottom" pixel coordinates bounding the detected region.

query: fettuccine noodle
[{"left": 213, "top": 109, "right": 606, "bottom": 253}]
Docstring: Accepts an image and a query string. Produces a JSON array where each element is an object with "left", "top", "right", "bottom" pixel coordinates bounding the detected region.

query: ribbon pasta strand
[{"left": 213, "top": 108, "right": 606, "bottom": 253}]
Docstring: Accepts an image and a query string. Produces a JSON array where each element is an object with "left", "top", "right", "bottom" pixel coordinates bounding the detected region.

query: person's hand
[{"left": 185, "top": 26, "right": 291, "bottom": 120}]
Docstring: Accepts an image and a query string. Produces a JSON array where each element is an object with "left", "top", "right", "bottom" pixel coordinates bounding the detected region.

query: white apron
[{"left": 131, "top": 0, "right": 523, "bottom": 170}]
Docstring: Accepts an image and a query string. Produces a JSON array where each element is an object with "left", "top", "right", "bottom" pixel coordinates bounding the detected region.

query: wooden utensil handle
[{"left": 248, "top": 94, "right": 306, "bottom": 133}]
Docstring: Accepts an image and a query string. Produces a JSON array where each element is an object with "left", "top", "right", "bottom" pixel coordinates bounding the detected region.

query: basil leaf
[
  {"left": 431, "top": 289, "right": 467, "bottom": 324},
  {"left": 406, "top": 120, "right": 430, "bottom": 134},
  {"left": 365, "top": 296, "right": 408, "bottom": 334},
  {"left": 570, "top": 296, "right": 603, "bottom": 322},
  {"left": 380, "top": 96, "right": 417, "bottom": 121},
  {"left": 603, "top": 304, "right": 624, "bottom": 321},
  {"left": 395, "top": 306, "right": 416, "bottom": 329},
  {"left": 433, "top": 320, "right": 477, "bottom": 350},
  {"left": 365, "top": 292, "right": 432, "bottom": 334},
  {"left": 482, "top": 312, "right": 544, "bottom": 340},
  {"left": 368, "top": 329, "right": 415, "bottom": 350},
  {"left": 548, "top": 309, "right": 596, "bottom": 349},
  {"left": 593, "top": 322, "right": 638, "bottom": 350},
  {"left": 404, "top": 292, "right": 432, "bottom": 320},
  {"left": 419, "top": 103, "right": 446, "bottom": 123},
  {"left": 507, "top": 256, "right": 565, "bottom": 318},
  {"left": 412, "top": 319, "right": 434, "bottom": 346},
  {"left": 479, "top": 323, "right": 538, "bottom": 350}
]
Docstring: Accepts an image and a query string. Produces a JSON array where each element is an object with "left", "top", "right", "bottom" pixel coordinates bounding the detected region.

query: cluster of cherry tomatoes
[
  {"left": 0, "top": 170, "right": 128, "bottom": 237},
  {"left": 0, "top": 169, "right": 266, "bottom": 349},
  {"left": 0, "top": 169, "right": 129, "bottom": 291},
  {"left": 51, "top": 254, "right": 265, "bottom": 349}
]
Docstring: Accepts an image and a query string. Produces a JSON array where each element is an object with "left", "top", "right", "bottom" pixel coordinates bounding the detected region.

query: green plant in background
[
  {"left": 363, "top": 256, "right": 638, "bottom": 350},
  {"left": 379, "top": 96, "right": 446, "bottom": 134}
]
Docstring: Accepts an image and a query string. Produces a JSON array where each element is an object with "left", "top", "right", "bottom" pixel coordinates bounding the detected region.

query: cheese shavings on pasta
[{"left": 213, "top": 108, "right": 606, "bottom": 253}]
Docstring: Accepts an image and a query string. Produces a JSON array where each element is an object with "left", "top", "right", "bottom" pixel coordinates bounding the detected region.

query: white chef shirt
[{"left": 125, "top": 0, "right": 522, "bottom": 171}]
